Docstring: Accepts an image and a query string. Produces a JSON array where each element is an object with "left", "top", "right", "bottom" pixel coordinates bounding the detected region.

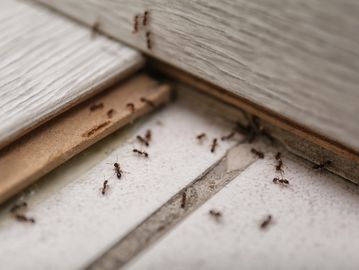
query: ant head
[{"left": 114, "top": 162, "right": 119, "bottom": 167}]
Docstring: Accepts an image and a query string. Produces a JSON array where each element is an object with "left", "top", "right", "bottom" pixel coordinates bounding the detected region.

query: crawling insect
[
  {"left": 260, "top": 215, "right": 272, "bottom": 229},
  {"left": 143, "top": 10, "right": 149, "bottom": 26},
  {"left": 132, "top": 15, "right": 139, "bottom": 33},
  {"left": 145, "top": 31, "right": 152, "bottom": 50},
  {"left": 196, "top": 133, "right": 206, "bottom": 141},
  {"left": 101, "top": 180, "right": 109, "bottom": 195},
  {"left": 91, "top": 21, "right": 100, "bottom": 39},
  {"left": 313, "top": 160, "right": 332, "bottom": 170},
  {"left": 145, "top": 129, "right": 152, "bottom": 142},
  {"left": 221, "top": 131, "right": 235, "bottom": 141},
  {"left": 273, "top": 177, "right": 289, "bottom": 185},
  {"left": 133, "top": 149, "right": 149, "bottom": 157},
  {"left": 275, "top": 152, "right": 281, "bottom": 160},
  {"left": 113, "top": 162, "right": 124, "bottom": 179},
  {"left": 209, "top": 209, "right": 222, "bottom": 221},
  {"left": 275, "top": 159, "right": 284, "bottom": 173},
  {"left": 211, "top": 138, "right": 218, "bottom": 153},
  {"left": 14, "top": 214, "right": 35, "bottom": 224},
  {"left": 136, "top": 135, "right": 149, "bottom": 147},
  {"left": 180, "top": 191, "right": 187, "bottom": 209},
  {"left": 89, "top": 102, "right": 104, "bottom": 111},
  {"left": 251, "top": 148, "right": 264, "bottom": 159},
  {"left": 10, "top": 202, "right": 27, "bottom": 213},
  {"left": 126, "top": 103, "right": 135, "bottom": 113},
  {"left": 140, "top": 96, "right": 155, "bottom": 107}
]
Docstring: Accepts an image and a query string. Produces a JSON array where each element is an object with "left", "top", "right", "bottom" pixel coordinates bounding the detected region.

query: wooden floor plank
[
  {"left": 0, "top": 0, "right": 144, "bottom": 149},
  {"left": 0, "top": 74, "right": 170, "bottom": 204},
  {"left": 33, "top": 0, "right": 359, "bottom": 151}
]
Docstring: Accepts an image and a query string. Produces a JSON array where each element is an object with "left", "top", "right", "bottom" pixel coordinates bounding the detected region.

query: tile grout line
[{"left": 85, "top": 141, "right": 256, "bottom": 270}]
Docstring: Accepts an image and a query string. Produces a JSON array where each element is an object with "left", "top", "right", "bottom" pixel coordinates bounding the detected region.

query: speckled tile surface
[{"left": 127, "top": 150, "right": 359, "bottom": 270}]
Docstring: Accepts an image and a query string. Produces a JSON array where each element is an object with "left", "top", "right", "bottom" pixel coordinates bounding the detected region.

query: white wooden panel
[
  {"left": 0, "top": 0, "right": 144, "bottom": 149},
  {"left": 127, "top": 153, "right": 359, "bottom": 270},
  {"left": 33, "top": 0, "right": 359, "bottom": 151},
  {"left": 0, "top": 87, "right": 237, "bottom": 270}
]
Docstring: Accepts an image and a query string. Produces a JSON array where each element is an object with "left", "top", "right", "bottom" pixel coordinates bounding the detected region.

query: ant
[
  {"left": 126, "top": 103, "right": 135, "bottom": 113},
  {"left": 107, "top": 109, "right": 115, "bottom": 118},
  {"left": 221, "top": 131, "right": 235, "bottom": 141},
  {"left": 89, "top": 102, "right": 104, "bottom": 111},
  {"left": 145, "top": 129, "right": 152, "bottom": 142},
  {"left": 260, "top": 215, "right": 272, "bottom": 229},
  {"left": 196, "top": 133, "right": 206, "bottom": 141},
  {"left": 210, "top": 138, "right": 218, "bottom": 153},
  {"left": 110, "top": 162, "right": 125, "bottom": 179},
  {"left": 275, "top": 152, "right": 281, "bottom": 160},
  {"left": 251, "top": 148, "right": 264, "bottom": 159},
  {"left": 133, "top": 149, "right": 149, "bottom": 157},
  {"left": 140, "top": 97, "right": 155, "bottom": 107},
  {"left": 10, "top": 202, "right": 35, "bottom": 224},
  {"left": 132, "top": 15, "right": 139, "bottom": 33},
  {"left": 273, "top": 177, "right": 289, "bottom": 185},
  {"left": 101, "top": 180, "right": 109, "bottom": 195},
  {"left": 14, "top": 214, "right": 35, "bottom": 224},
  {"left": 275, "top": 159, "right": 284, "bottom": 173},
  {"left": 180, "top": 191, "right": 187, "bottom": 209},
  {"left": 91, "top": 21, "right": 100, "bottom": 39},
  {"left": 136, "top": 135, "right": 149, "bottom": 146},
  {"left": 313, "top": 160, "right": 332, "bottom": 170},
  {"left": 236, "top": 115, "right": 274, "bottom": 143},
  {"left": 145, "top": 31, "right": 152, "bottom": 50},
  {"left": 209, "top": 209, "right": 222, "bottom": 221},
  {"left": 143, "top": 11, "right": 149, "bottom": 26},
  {"left": 10, "top": 202, "right": 27, "bottom": 213}
]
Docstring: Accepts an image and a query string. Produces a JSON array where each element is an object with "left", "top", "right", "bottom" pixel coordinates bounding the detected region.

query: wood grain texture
[
  {"left": 153, "top": 61, "right": 359, "bottom": 184},
  {"left": 0, "top": 0, "right": 144, "bottom": 149},
  {"left": 32, "top": 0, "right": 359, "bottom": 152},
  {"left": 0, "top": 74, "right": 171, "bottom": 204}
]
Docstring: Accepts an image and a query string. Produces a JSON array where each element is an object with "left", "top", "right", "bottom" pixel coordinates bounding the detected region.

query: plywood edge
[
  {"left": 0, "top": 73, "right": 171, "bottom": 204},
  {"left": 148, "top": 60, "right": 359, "bottom": 184}
]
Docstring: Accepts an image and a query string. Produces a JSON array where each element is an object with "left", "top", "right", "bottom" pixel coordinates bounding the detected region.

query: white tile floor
[
  {"left": 127, "top": 151, "right": 359, "bottom": 270},
  {"left": 0, "top": 87, "right": 237, "bottom": 270}
]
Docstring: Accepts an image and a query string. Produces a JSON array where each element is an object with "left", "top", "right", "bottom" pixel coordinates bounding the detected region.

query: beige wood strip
[
  {"left": 32, "top": 0, "right": 359, "bottom": 152},
  {"left": 0, "top": 74, "right": 171, "bottom": 204}
]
